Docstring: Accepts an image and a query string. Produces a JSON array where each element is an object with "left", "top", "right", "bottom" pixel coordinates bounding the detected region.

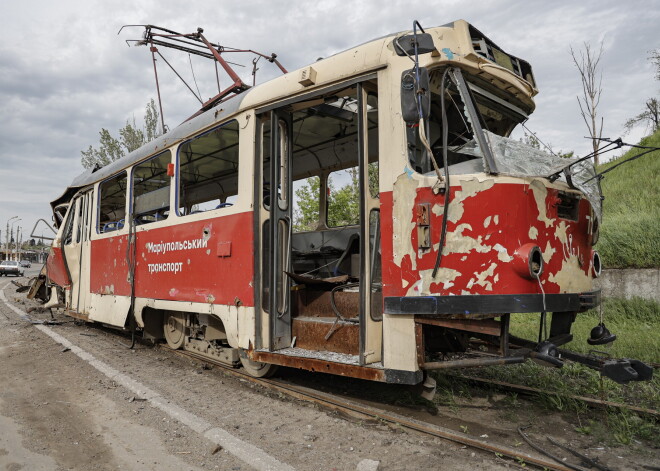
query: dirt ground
[{"left": 0, "top": 278, "right": 658, "bottom": 471}]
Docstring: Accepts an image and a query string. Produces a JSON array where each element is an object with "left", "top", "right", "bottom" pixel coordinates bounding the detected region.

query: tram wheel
[
  {"left": 240, "top": 355, "right": 278, "bottom": 378},
  {"left": 163, "top": 312, "right": 186, "bottom": 349}
]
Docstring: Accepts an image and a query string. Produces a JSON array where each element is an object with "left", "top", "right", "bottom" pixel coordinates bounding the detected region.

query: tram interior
[{"left": 265, "top": 83, "right": 380, "bottom": 354}]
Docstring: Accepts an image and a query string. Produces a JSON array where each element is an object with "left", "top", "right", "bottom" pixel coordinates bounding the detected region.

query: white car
[{"left": 0, "top": 260, "right": 24, "bottom": 277}]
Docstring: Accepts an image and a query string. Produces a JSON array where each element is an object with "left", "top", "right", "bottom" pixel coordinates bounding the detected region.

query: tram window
[
  {"left": 292, "top": 176, "right": 320, "bottom": 232},
  {"left": 133, "top": 150, "right": 172, "bottom": 225},
  {"left": 97, "top": 172, "right": 128, "bottom": 233},
  {"left": 327, "top": 167, "right": 359, "bottom": 227},
  {"left": 62, "top": 204, "right": 75, "bottom": 245},
  {"left": 325, "top": 162, "right": 378, "bottom": 228},
  {"left": 177, "top": 120, "right": 239, "bottom": 216},
  {"left": 407, "top": 70, "right": 483, "bottom": 175}
]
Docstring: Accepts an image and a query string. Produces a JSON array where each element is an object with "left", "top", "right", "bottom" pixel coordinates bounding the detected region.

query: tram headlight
[{"left": 513, "top": 244, "right": 544, "bottom": 280}]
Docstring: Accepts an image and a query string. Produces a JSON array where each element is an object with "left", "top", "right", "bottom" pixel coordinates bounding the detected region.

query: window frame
[
  {"left": 175, "top": 119, "right": 240, "bottom": 217},
  {"left": 96, "top": 170, "right": 129, "bottom": 235},
  {"left": 130, "top": 149, "right": 173, "bottom": 226}
]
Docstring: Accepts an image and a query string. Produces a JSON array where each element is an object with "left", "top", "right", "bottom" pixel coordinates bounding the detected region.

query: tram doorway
[{"left": 256, "top": 78, "right": 382, "bottom": 364}]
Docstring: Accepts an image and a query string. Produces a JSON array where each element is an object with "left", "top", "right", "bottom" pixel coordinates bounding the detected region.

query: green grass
[
  {"left": 596, "top": 129, "right": 660, "bottom": 268},
  {"left": 450, "top": 297, "right": 660, "bottom": 444},
  {"left": 510, "top": 297, "right": 660, "bottom": 364}
]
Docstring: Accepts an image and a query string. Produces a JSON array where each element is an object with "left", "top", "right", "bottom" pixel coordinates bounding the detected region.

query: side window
[
  {"left": 74, "top": 198, "right": 84, "bottom": 243},
  {"left": 326, "top": 162, "right": 379, "bottom": 228},
  {"left": 62, "top": 203, "right": 76, "bottom": 245},
  {"left": 133, "top": 151, "right": 172, "bottom": 225},
  {"left": 177, "top": 120, "right": 239, "bottom": 215},
  {"left": 98, "top": 172, "right": 128, "bottom": 233},
  {"left": 327, "top": 168, "right": 359, "bottom": 227},
  {"left": 293, "top": 176, "right": 320, "bottom": 232}
]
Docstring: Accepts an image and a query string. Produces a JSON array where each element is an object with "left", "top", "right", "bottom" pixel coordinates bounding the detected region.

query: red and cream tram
[{"left": 43, "top": 20, "right": 650, "bottom": 384}]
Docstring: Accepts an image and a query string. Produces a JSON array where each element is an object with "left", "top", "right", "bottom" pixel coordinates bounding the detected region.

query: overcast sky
[{"left": 0, "top": 0, "right": 658, "bottom": 245}]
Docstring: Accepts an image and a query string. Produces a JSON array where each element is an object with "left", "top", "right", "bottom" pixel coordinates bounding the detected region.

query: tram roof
[{"left": 52, "top": 19, "right": 532, "bottom": 209}]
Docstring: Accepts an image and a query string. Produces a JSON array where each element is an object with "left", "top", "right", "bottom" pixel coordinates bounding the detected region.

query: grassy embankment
[
  {"left": 597, "top": 129, "right": 660, "bottom": 268},
  {"left": 438, "top": 131, "right": 660, "bottom": 445}
]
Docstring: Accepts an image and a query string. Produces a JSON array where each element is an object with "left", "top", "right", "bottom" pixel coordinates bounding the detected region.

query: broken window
[
  {"left": 97, "top": 172, "right": 127, "bottom": 233},
  {"left": 62, "top": 204, "right": 76, "bottom": 245},
  {"left": 177, "top": 120, "right": 239, "bottom": 215},
  {"left": 455, "top": 131, "right": 602, "bottom": 220},
  {"left": 133, "top": 150, "right": 172, "bottom": 225},
  {"left": 407, "top": 68, "right": 530, "bottom": 175}
]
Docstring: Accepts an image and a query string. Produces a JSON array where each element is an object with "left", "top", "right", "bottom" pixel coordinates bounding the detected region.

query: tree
[
  {"left": 571, "top": 42, "right": 605, "bottom": 166},
  {"left": 650, "top": 49, "right": 660, "bottom": 81},
  {"left": 293, "top": 176, "right": 321, "bottom": 232},
  {"left": 293, "top": 163, "right": 379, "bottom": 231},
  {"left": 624, "top": 98, "right": 659, "bottom": 134},
  {"left": 624, "top": 51, "right": 660, "bottom": 134},
  {"left": 520, "top": 131, "right": 541, "bottom": 149},
  {"left": 81, "top": 99, "right": 161, "bottom": 169}
]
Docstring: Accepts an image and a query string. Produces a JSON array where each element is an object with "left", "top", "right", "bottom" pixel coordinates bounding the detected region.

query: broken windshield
[
  {"left": 407, "top": 68, "right": 530, "bottom": 175},
  {"left": 405, "top": 67, "right": 601, "bottom": 221},
  {"left": 454, "top": 131, "right": 602, "bottom": 221}
]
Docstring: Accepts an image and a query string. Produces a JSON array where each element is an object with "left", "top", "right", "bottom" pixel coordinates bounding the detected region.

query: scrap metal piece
[
  {"left": 547, "top": 437, "right": 612, "bottom": 471},
  {"left": 517, "top": 426, "right": 588, "bottom": 471}
]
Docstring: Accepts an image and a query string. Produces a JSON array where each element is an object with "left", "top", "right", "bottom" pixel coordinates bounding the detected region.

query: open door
[
  {"left": 261, "top": 110, "right": 293, "bottom": 351},
  {"left": 62, "top": 191, "right": 93, "bottom": 315},
  {"left": 357, "top": 83, "right": 383, "bottom": 365},
  {"left": 253, "top": 78, "right": 382, "bottom": 369}
]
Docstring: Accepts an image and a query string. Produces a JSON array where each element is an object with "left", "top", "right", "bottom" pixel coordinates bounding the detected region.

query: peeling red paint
[{"left": 381, "top": 180, "right": 594, "bottom": 299}]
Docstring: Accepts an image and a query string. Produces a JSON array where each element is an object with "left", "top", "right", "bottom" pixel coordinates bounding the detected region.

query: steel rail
[
  {"left": 453, "top": 374, "right": 659, "bottom": 418},
  {"left": 166, "top": 346, "right": 577, "bottom": 471}
]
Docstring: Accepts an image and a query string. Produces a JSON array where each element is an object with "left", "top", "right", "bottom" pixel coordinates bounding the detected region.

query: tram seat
[
  {"left": 215, "top": 202, "right": 233, "bottom": 209},
  {"left": 102, "top": 220, "right": 124, "bottom": 233}
]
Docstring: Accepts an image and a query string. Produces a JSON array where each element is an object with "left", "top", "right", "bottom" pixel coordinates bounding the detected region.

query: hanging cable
[
  {"left": 431, "top": 69, "right": 452, "bottom": 278},
  {"left": 188, "top": 53, "right": 203, "bottom": 102}
]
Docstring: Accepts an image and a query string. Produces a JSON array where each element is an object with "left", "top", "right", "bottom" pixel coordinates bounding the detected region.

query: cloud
[{"left": 0, "top": 0, "right": 658, "bottom": 238}]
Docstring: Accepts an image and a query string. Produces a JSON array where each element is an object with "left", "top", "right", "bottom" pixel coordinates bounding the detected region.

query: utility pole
[
  {"left": 9, "top": 218, "right": 21, "bottom": 261},
  {"left": 16, "top": 226, "right": 21, "bottom": 261},
  {"left": 6, "top": 216, "right": 18, "bottom": 261}
]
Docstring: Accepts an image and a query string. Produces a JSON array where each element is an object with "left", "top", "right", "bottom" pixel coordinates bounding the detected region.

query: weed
[
  {"left": 459, "top": 424, "right": 469, "bottom": 434},
  {"left": 607, "top": 410, "right": 658, "bottom": 445},
  {"left": 504, "top": 392, "right": 521, "bottom": 408}
]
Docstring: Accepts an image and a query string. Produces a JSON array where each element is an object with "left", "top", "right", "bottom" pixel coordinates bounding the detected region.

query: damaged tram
[{"left": 44, "top": 20, "right": 651, "bottom": 384}]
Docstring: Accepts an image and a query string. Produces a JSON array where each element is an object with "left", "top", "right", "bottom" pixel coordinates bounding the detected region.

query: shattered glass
[{"left": 450, "top": 131, "right": 602, "bottom": 221}]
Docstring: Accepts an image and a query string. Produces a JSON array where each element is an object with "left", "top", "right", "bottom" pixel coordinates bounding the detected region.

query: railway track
[
  {"left": 452, "top": 374, "right": 659, "bottom": 418},
  {"left": 165, "top": 346, "right": 590, "bottom": 471}
]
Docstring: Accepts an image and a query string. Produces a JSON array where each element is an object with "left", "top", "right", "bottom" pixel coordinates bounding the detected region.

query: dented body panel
[
  {"left": 381, "top": 175, "right": 595, "bottom": 299},
  {"left": 90, "top": 212, "right": 254, "bottom": 305}
]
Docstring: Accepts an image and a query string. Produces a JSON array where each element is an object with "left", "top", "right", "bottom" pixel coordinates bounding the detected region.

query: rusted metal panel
[
  {"left": 46, "top": 247, "right": 70, "bottom": 288},
  {"left": 291, "top": 290, "right": 359, "bottom": 318},
  {"left": 422, "top": 356, "right": 525, "bottom": 370},
  {"left": 251, "top": 350, "right": 386, "bottom": 382},
  {"left": 415, "top": 322, "right": 425, "bottom": 367},
  {"left": 415, "top": 317, "right": 501, "bottom": 336},
  {"left": 65, "top": 309, "right": 90, "bottom": 322},
  {"left": 292, "top": 318, "right": 359, "bottom": 355}
]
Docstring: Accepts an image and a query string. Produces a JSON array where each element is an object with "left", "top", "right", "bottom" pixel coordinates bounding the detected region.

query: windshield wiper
[{"left": 547, "top": 138, "right": 623, "bottom": 182}]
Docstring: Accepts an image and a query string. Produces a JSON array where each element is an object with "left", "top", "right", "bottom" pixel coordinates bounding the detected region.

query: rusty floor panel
[
  {"left": 292, "top": 317, "right": 359, "bottom": 355},
  {"left": 251, "top": 348, "right": 386, "bottom": 382},
  {"left": 291, "top": 289, "right": 360, "bottom": 318}
]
